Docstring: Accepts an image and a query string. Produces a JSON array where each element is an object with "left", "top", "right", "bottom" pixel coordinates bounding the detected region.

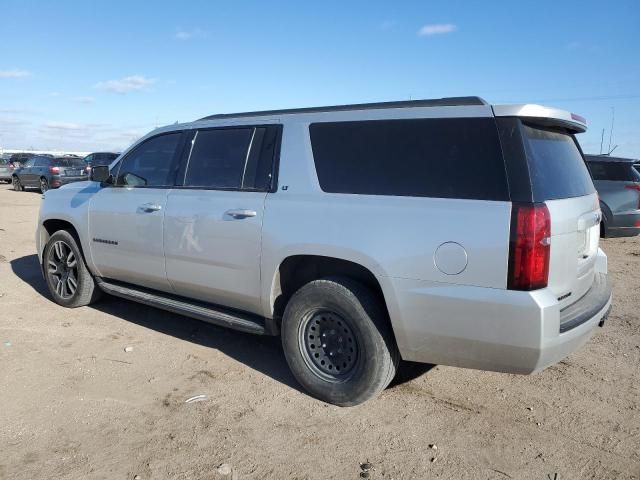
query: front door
[{"left": 88, "top": 131, "right": 185, "bottom": 292}]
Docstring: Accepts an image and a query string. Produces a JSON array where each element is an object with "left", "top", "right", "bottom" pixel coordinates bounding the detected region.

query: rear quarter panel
[{"left": 261, "top": 118, "right": 512, "bottom": 318}]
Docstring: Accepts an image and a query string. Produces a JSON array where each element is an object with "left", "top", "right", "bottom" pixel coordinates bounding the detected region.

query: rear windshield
[
  {"left": 310, "top": 118, "right": 509, "bottom": 201},
  {"left": 52, "top": 158, "right": 85, "bottom": 167},
  {"left": 522, "top": 124, "right": 595, "bottom": 200}
]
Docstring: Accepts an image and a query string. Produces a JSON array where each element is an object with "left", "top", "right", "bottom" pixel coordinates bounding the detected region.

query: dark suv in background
[
  {"left": 12, "top": 155, "right": 88, "bottom": 193},
  {"left": 83, "top": 152, "right": 120, "bottom": 171},
  {"left": 585, "top": 154, "right": 640, "bottom": 237}
]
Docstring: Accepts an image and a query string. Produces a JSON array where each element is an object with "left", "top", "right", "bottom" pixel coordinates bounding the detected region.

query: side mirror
[{"left": 90, "top": 165, "right": 112, "bottom": 184}]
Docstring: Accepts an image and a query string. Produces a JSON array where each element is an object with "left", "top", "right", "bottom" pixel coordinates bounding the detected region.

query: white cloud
[
  {"left": 0, "top": 69, "right": 31, "bottom": 78},
  {"left": 418, "top": 23, "right": 457, "bottom": 36},
  {"left": 44, "top": 121, "right": 86, "bottom": 131},
  {"left": 72, "top": 96, "right": 95, "bottom": 104},
  {"left": 174, "top": 28, "right": 208, "bottom": 40},
  {"left": 95, "top": 75, "right": 156, "bottom": 94}
]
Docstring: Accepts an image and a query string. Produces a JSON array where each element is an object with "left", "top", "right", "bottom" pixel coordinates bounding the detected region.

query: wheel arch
[
  {"left": 39, "top": 219, "right": 88, "bottom": 272},
  {"left": 268, "top": 254, "right": 394, "bottom": 329}
]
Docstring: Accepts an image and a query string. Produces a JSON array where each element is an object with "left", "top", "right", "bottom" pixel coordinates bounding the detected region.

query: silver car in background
[{"left": 585, "top": 155, "right": 640, "bottom": 238}]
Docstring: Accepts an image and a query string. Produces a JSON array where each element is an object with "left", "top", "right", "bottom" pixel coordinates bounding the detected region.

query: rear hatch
[
  {"left": 53, "top": 158, "right": 88, "bottom": 177},
  {"left": 520, "top": 122, "right": 600, "bottom": 309}
]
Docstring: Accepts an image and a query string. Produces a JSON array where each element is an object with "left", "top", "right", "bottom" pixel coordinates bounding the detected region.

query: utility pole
[{"left": 607, "top": 106, "right": 615, "bottom": 154}]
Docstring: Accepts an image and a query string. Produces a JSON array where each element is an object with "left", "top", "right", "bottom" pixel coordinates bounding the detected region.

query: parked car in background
[
  {"left": 585, "top": 154, "right": 640, "bottom": 237},
  {"left": 36, "top": 97, "right": 611, "bottom": 406},
  {"left": 83, "top": 152, "right": 120, "bottom": 171},
  {"left": 12, "top": 155, "right": 88, "bottom": 193},
  {"left": 0, "top": 158, "right": 15, "bottom": 183}
]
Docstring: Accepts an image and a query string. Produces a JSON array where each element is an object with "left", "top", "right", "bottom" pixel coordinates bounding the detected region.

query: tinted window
[
  {"left": 34, "top": 157, "right": 50, "bottom": 167},
  {"left": 522, "top": 125, "right": 595, "bottom": 200},
  {"left": 92, "top": 153, "right": 119, "bottom": 166},
  {"left": 116, "top": 133, "right": 182, "bottom": 187},
  {"left": 52, "top": 157, "right": 85, "bottom": 167},
  {"left": 23, "top": 159, "right": 35, "bottom": 168},
  {"left": 183, "top": 128, "right": 254, "bottom": 189},
  {"left": 588, "top": 162, "right": 639, "bottom": 182},
  {"left": 310, "top": 118, "right": 508, "bottom": 200}
]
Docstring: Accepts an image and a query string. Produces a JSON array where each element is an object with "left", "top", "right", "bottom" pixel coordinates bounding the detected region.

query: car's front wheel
[
  {"left": 43, "top": 230, "right": 102, "bottom": 307},
  {"left": 12, "top": 176, "right": 23, "bottom": 191},
  {"left": 281, "top": 276, "right": 399, "bottom": 406}
]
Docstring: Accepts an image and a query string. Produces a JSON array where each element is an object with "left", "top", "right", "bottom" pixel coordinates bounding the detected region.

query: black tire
[
  {"left": 281, "top": 276, "right": 399, "bottom": 406},
  {"left": 12, "top": 176, "right": 23, "bottom": 191},
  {"left": 43, "top": 230, "right": 102, "bottom": 307},
  {"left": 40, "top": 177, "right": 49, "bottom": 193}
]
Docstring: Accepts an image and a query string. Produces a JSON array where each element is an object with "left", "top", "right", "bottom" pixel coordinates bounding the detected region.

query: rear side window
[
  {"left": 184, "top": 128, "right": 253, "bottom": 189},
  {"left": 522, "top": 125, "right": 595, "bottom": 200},
  {"left": 115, "top": 132, "right": 182, "bottom": 187},
  {"left": 309, "top": 118, "right": 508, "bottom": 200},
  {"left": 588, "top": 162, "right": 639, "bottom": 182},
  {"left": 182, "top": 126, "right": 280, "bottom": 191}
]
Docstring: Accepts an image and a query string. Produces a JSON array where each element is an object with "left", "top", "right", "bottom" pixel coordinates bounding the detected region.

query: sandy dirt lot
[{"left": 0, "top": 183, "right": 639, "bottom": 480}]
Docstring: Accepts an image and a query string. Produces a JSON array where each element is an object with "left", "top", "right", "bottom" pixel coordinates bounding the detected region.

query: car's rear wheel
[
  {"left": 43, "top": 230, "right": 102, "bottom": 307},
  {"left": 281, "top": 276, "right": 399, "bottom": 406},
  {"left": 12, "top": 176, "right": 23, "bottom": 191},
  {"left": 40, "top": 177, "right": 49, "bottom": 193}
]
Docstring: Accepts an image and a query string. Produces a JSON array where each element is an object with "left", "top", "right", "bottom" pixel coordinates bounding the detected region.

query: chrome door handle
[
  {"left": 225, "top": 209, "right": 257, "bottom": 219},
  {"left": 138, "top": 203, "right": 162, "bottom": 213}
]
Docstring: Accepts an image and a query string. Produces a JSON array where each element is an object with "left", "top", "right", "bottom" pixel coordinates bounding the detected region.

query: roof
[
  {"left": 198, "top": 96, "right": 488, "bottom": 121},
  {"left": 585, "top": 154, "right": 639, "bottom": 164}
]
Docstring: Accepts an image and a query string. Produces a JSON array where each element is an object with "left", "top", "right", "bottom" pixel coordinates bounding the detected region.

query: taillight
[
  {"left": 49, "top": 166, "right": 60, "bottom": 174},
  {"left": 508, "top": 203, "right": 551, "bottom": 291},
  {"left": 624, "top": 184, "right": 640, "bottom": 209}
]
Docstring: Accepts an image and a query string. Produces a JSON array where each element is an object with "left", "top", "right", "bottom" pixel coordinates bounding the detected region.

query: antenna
[
  {"left": 599, "top": 128, "right": 604, "bottom": 154},
  {"left": 607, "top": 106, "right": 615, "bottom": 153},
  {"left": 608, "top": 145, "right": 618, "bottom": 155}
]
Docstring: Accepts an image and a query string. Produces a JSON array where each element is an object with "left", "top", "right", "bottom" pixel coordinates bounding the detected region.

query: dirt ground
[{"left": 0, "top": 183, "right": 638, "bottom": 480}]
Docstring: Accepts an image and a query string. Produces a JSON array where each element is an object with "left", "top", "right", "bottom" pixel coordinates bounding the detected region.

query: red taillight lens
[
  {"left": 49, "top": 166, "right": 60, "bottom": 174},
  {"left": 508, "top": 203, "right": 551, "bottom": 291},
  {"left": 624, "top": 184, "right": 640, "bottom": 209}
]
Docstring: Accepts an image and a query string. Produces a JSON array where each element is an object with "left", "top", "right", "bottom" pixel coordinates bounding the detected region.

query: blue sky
[{"left": 1, "top": 0, "right": 638, "bottom": 156}]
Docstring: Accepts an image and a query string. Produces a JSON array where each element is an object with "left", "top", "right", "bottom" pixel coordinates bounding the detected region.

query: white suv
[{"left": 37, "top": 97, "right": 612, "bottom": 406}]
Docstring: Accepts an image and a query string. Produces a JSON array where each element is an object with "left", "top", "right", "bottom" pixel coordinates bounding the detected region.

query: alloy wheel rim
[
  {"left": 47, "top": 241, "right": 79, "bottom": 299},
  {"left": 299, "top": 309, "right": 359, "bottom": 381},
  {"left": 41, "top": 179, "right": 48, "bottom": 192}
]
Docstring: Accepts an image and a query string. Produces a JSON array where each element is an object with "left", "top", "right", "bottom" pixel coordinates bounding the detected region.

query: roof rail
[{"left": 198, "top": 96, "right": 488, "bottom": 121}]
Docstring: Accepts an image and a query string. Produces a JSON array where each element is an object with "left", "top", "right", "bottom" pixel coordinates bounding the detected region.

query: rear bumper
[
  {"left": 607, "top": 211, "right": 640, "bottom": 237},
  {"left": 50, "top": 175, "right": 88, "bottom": 188},
  {"left": 386, "top": 250, "right": 611, "bottom": 374}
]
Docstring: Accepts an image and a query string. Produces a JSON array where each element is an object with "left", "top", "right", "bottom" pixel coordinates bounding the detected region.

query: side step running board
[{"left": 96, "top": 278, "right": 276, "bottom": 336}]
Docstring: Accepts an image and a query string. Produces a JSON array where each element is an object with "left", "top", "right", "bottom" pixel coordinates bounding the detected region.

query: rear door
[
  {"left": 88, "top": 131, "right": 186, "bottom": 292},
  {"left": 19, "top": 158, "right": 37, "bottom": 186},
  {"left": 164, "top": 125, "right": 280, "bottom": 315},
  {"left": 32, "top": 157, "right": 50, "bottom": 184},
  {"left": 519, "top": 123, "right": 599, "bottom": 307}
]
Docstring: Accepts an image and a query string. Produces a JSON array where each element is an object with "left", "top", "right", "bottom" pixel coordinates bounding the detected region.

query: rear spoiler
[{"left": 492, "top": 104, "right": 587, "bottom": 133}]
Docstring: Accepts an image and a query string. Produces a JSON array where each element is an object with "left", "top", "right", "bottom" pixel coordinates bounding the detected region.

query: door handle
[
  {"left": 137, "top": 203, "right": 162, "bottom": 213},
  {"left": 225, "top": 209, "right": 257, "bottom": 219}
]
